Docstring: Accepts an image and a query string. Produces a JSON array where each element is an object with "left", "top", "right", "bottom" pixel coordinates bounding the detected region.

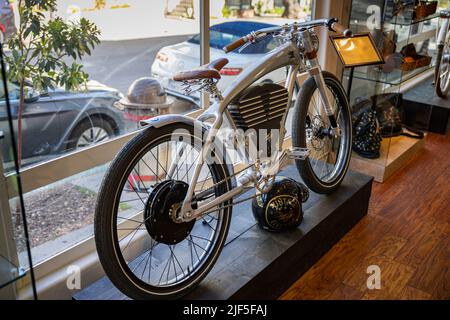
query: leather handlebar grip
[
  {"left": 331, "top": 22, "right": 352, "bottom": 38},
  {"left": 223, "top": 37, "right": 247, "bottom": 53}
]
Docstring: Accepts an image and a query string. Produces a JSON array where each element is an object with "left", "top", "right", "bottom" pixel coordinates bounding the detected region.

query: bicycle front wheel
[
  {"left": 95, "top": 123, "right": 233, "bottom": 299},
  {"left": 292, "top": 71, "right": 352, "bottom": 194}
]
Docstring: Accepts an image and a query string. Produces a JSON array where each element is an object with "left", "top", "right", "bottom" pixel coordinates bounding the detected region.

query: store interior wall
[{"left": 315, "top": 0, "right": 352, "bottom": 77}]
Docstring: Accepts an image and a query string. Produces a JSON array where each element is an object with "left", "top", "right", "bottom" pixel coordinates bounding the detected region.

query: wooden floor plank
[
  {"left": 397, "top": 286, "right": 433, "bottom": 300},
  {"left": 362, "top": 263, "right": 416, "bottom": 299},
  {"left": 407, "top": 237, "right": 450, "bottom": 299},
  {"left": 281, "top": 132, "right": 450, "bottom": 300},
  {"left": 328, "top": 284, "right": 365, "bottom": 300},
  {"left": 394, "top": 221, "right": 445, "bottom": 268}
]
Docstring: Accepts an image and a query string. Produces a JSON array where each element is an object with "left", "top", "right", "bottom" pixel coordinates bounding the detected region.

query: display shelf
[
  {"left": 388, "top": 12, "right": 439, "bottom": 26},
  {"left": 396, "top": 27, "right": 437, "bottom": 51},
  {"left": 346, "top": 1, "right": 441, "bottom": 95},
  {"left": 349, "top": 135, "right": 425, "bottom": 183},
  {"left": 73, "top": 166, "right": 373, "bottom": 300},
  {"left": 0, "top": 254, "right": 25, "bottom": 289},
  {"left": 347, "top": 63, "right": 435, "bottom": 86}
]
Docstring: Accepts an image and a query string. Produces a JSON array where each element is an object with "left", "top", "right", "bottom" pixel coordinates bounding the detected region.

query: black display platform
[
  {"left": 403, "top": 76, "right": 450, "bottom": 134},
  {"left": 73, "top": 166, "right": 373, "bottom": 300}
]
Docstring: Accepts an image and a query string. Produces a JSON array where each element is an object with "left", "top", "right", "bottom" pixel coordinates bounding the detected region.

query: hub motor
[{"left": 144, "top": 180, "right": 194, "bottom": 245}]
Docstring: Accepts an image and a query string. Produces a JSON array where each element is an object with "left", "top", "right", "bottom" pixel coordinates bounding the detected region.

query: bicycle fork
[
  {"left": 300, "top": 29, "right": 340, "bottom": 136},
  {"left": 437, "top": 18, "right": 449, "bottom": 49}
]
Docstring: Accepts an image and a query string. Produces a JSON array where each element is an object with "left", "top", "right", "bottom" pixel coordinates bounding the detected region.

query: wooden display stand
[
  {"left": 73, "top": 166, "right": 373, "bottom": 300},
  {"left": 350, "top": 135, "right": 425, "bottom": 183}
]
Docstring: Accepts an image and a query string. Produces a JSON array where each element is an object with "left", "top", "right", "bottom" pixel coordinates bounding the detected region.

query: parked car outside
[
  {"left": 0, "top": 0, "right": 16, "bottom": 44},
  {"left": 151, "top": 21, "right": 286, "bottom": 102},
  {"left": 0, "top": 80, "right": 132, "bottom": 167}
]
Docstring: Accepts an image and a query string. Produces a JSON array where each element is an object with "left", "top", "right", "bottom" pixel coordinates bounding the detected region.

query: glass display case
[
  {"left": 340, "top": 0, "right": 445, "bottom": 182},
  {"left": 344, "top": 0, "right": 440, "bottom": 101}
]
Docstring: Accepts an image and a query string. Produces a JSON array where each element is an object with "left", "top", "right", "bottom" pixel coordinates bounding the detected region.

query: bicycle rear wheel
[{"left": 95, "top": 123, "right": 232, "bottom": 299}]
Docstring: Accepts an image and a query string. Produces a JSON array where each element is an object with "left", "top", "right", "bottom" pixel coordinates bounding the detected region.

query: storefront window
[
  {"left": 2, "top": 0, "right": 200, "bottom": 171},
  {"left": 1, "top": 0, "right": 314, "bottom": 274},
  {"left": 207, "top": 0, "right": 313, "bottom": 136},
  {"left": 2, "top": 0, "right": 202, "bottom": 266},
  {"left": 0, "top": 54, "right": 30, "bottom": 294}
]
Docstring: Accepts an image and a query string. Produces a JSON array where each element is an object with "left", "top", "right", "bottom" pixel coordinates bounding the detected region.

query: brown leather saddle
[{"left": 173, "top": 58, "right": 229, "bottom": 81}]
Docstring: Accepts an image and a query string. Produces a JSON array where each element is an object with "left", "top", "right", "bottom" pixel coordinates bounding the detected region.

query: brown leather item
[
  {"left": 173, "top": 58, "right": 229, "bottom": 81},
  {"left": 223, "top": 37, "right": 246, "bottom": 53}
]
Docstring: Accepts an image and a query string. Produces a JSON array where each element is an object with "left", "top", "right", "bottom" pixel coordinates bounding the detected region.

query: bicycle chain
[
  {"left": 201, "top": 192, "right": 259, "bottom": 217},
  {"left": 195, "top": 163, "right": 254, "bottom": 201}
]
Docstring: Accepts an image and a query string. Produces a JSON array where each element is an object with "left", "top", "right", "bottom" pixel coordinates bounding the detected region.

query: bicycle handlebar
[
  {"left": 223, "top": 18, "right": 352, "bottom": 53},
  {"left": 329, "top": 21, "right": 353, "bottom": 38},
  {"left": 223, "top": 37, "right": 250, "bottom": 53}
]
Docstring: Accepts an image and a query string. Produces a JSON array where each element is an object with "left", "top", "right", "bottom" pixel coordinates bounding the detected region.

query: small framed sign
[{"left": 330, "top": 33, "right": 384, "bottom": 68}]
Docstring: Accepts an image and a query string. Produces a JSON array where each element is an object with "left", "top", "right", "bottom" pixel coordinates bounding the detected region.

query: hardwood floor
[{"left": 280, "top": 132, "right": 450, "bottom": 300}]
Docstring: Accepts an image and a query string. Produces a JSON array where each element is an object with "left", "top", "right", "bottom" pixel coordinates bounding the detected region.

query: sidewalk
[
  {"left": 55, "top": 0, "right": 199, "bottom": 41},
  {"left": 53, "top": 0, "right": 298, "bottom": 41}
]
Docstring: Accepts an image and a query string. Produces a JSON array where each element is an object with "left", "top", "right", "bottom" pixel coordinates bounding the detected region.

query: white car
[{"left": 151, "top": 21, "right": 287, "bottom": 104}]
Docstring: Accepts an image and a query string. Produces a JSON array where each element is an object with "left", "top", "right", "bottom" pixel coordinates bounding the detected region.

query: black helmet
[{"left": 252, "top": 177, "right": 309, "bottom": 232}]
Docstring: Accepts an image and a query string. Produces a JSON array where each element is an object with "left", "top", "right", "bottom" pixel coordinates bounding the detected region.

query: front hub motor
[{"left": 144, "top": 180, "right": 194, "bottom": 245}]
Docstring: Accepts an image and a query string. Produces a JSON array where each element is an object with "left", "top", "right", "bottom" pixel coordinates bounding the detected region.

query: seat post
[
  {"left": 181, "top": 79, "right": 223, "bottom": 101},
  {"left": 205, "top": 79, "right": 223, "bottom": 101}
]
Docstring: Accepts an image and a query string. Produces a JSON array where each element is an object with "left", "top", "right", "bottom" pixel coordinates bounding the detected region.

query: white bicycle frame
[
  {"left": 164, "top": 23, "right": 340, "bottom": 222},
  {"left": 437, "top": 15, "right": 449, "bottom": 47}
]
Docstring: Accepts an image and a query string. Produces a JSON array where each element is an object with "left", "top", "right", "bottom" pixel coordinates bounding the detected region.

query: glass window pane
[
  {"left": 3, "top": 0, "right": 200, "bottom": 170},
  {"left": 3, "top": 0, "right": 201, "bottom": 265},
  {"left": 0, "top": 49, "right": 29, "bottom": 288},
  {"left": 210, "top": 0, "right": 313, "bottom": 91}
]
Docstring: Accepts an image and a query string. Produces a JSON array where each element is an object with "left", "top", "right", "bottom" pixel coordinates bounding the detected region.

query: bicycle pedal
[{"left": 288, "top": 147, "right": 309, "bottom": 160}]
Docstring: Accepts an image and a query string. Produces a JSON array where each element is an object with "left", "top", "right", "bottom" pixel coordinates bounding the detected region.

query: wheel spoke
[
  {"left": 187, "top": 235, "right": 208, "bottom": 253},
  {"left": 170, "top": 245, "right": 186, "bottom": 280},
  {"left": 158, "top": 249, "right": 172, "bottom": 285},
  {"left": 191, "top": 234, "right": 212, "bottom": 243},
  {"left": 180, "top": 147, "right": 201, "bottom": 182},
  {"left": 305, "top": 84, "right": 344, "bottom": 182},
  {"left": 149, "top": 149, "right": 169, "bottom": 178},
  {"left": 132, "top": 168, "right": 151, "bottom": 194},
  {"left": 117, "top": 216, "right": 143, "bottom": 223}
]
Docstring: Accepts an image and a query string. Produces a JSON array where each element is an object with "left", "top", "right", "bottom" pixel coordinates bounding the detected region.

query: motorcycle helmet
[{"left": 252, "top": 176, "right": 309, "bottom": 232}]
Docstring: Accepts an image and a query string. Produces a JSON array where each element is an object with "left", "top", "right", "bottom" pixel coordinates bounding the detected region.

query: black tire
[
  {"left": 292, "top": 71, "right": 352, "bottom": 194},
  {"left": 435, "top": 43, "right": 450, "bottom": 98},
  {"left": 95, "top": 123, "right": 232, "bottom": 299},
  {"left": 66, "top": 117, "right": 115, "bottom": 151}
]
